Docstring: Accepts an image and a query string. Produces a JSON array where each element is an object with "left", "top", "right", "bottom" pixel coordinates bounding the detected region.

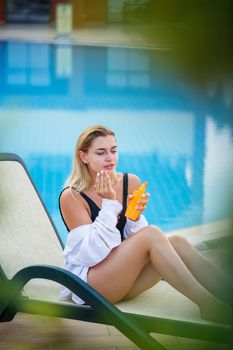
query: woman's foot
[{"left": 200, "top": 298, "right": 233, "bottom": 324}]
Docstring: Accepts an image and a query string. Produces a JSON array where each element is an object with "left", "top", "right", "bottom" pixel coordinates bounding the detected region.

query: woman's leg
[
  {"left": 123, "top": 262, "right": 161, "bottom": 300},
  {"left": 87, "top": 226, "right": 231, "bottom": 322},
  {"left": 168, "top": 234, "right": 233, "bottom": 307},
  {"left": 123, "top": 233, "right": 233, "bottom": 306}
]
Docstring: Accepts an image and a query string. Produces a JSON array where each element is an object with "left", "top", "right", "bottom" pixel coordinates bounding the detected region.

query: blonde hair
[{"left": 65, "top": 125, "right": 115, "bottom": 191}]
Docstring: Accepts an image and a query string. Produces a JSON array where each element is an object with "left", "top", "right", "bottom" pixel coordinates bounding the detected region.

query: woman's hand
[
  {"left": 94, "top": 170, "right": 116, "bottom": 200},
  {"left": 127, "top": 192, "right": 150, "bottom": 221}
]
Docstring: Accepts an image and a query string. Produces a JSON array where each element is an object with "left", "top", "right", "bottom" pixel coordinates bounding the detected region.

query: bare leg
[
  {"left": 87, "top": 226, "right": 231, "bottom": 322},
  {"left": 169, "top": 234, "right": 233, "bottom": 307},
  {"left": 123, "top": 261, "right": 161, "bottom": 300}
]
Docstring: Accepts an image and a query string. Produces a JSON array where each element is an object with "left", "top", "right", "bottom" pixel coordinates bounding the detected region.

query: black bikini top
[{"left": 59, "top": 173, "right": 128, "bottom": 241}]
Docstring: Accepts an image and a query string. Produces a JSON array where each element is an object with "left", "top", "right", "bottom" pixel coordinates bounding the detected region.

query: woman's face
[{"left": 80, "top": 135, "right": 118, "bottom": 175}]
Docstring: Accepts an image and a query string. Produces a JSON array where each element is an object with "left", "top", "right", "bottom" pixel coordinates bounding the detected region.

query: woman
[{"left": 59, "top": 125, "right": 232, "bottom": 323}]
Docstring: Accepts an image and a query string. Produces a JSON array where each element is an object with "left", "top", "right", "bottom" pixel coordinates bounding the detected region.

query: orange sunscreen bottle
[{"left": 125, "top": 183, "right": 147, "bottom": 221}]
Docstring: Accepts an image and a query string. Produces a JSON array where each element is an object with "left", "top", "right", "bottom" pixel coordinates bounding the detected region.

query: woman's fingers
[
  {"left": 136, "top": 203, "right": 147, "bottom": 209},
  {"left": 142, "top": 193, "right": 150, "bottom": 199},
  {"left": 95, "top": 171, "right": 105, "bottom": 194},
  {"left": 136, "top": 193, "right": 150, "bottom": 211},
  {"left": 103, "top": 172, "right": 108, "bottom": 192},
  {"left": 95, "top": 172, "right": 100, "bottom": 191},
  {"left": 106, "top": 173, "right": 111, "bottom": 190},
  {"left": 137, "top": 193, "right": 150, "bottom": 205},
  {"left": 102, "top": 170, "right": 108, "bottom": 193},
  {"left": 99, "top": 170, "right": 104, "bottom": 193},
  {"left": 138, "top": 198, "right": 148, "bottom": 203},
  {"left": 127, "top": 194, "right": 133, "bottom": 204},
  {"left": 135, "top": 205, "right": 147, "bottom": 210}
]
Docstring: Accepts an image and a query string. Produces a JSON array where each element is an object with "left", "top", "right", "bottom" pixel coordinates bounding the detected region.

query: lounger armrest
[
  {"left": 0, "top": 265, "right": 164, "bottom": 349},
  {"left": 2, "top": 265, "right": 112, "bottom": 313},
  {"left": 0, "top": 264, "right": 166, "bottom": 349},
  {"left": 1, "top": 264, "right": 162, "bottom": 350}
]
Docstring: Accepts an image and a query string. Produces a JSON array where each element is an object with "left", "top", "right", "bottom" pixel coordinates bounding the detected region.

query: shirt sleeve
[
  {"left": 123, "top": 214, "right": 148, "bottom": 239},
  {"left": 63, "top": 198, "right": 123, "bottom": 267}
]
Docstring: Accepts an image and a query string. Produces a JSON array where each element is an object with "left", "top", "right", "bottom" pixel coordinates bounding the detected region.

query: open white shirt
[{"left": 60, "top": 198, "right": 148, "bottom": 304}]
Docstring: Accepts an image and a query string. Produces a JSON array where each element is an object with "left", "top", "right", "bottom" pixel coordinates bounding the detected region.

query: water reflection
[
  {"left": 106, "top": 48, "right": 150, "bottom": 88},
  {"left": 56, "top": 46, "right": 72, "bottom": 78},
  {"left": 0, "top": 41, "right": 232, "bottom": 242},
  {"left": 6, "top": 42, "right": 50, "bottom": 86},
  {"left": 0, "top": 41, "right": 184, "bottom": 109}
]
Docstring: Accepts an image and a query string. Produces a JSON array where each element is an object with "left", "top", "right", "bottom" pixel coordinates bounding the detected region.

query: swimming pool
[{"left": 0, "top": 40, "right": 233, "bottom": 243}]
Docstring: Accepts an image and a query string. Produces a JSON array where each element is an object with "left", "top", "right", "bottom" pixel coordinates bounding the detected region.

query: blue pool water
[{"left": 0, "top": 40, "right": 233, "bottom": 243}]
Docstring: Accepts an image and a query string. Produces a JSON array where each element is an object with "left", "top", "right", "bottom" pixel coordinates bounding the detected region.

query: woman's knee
[
  {"left": 168, "top": 234, "right": 189, "bottom": 248},
  {"left": 139, "top": 225, "right": 167, "bottom": 245}
]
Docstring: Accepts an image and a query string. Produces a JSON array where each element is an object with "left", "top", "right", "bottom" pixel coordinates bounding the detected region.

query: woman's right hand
[
  {"left": 127, "top": 190, "right": 150, "bottom": 220},
  {"left": 94, "top": 170, "right": 116, "bottom": 200}
]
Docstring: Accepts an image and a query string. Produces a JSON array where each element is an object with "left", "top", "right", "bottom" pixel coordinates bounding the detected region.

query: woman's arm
[
  {"left": 60, "top": 187, "right": 123, "bottom": 267},
  {"left": 123, "top": 215, "right": 148, "bottom": 239},
  {"left": 60, "top": 188, "right": 93, "bottom": 230}
]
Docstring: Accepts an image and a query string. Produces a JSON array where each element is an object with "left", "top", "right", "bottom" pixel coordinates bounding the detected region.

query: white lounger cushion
[{"left": 0, "top": 161, "right": 64, "bottom": 299}]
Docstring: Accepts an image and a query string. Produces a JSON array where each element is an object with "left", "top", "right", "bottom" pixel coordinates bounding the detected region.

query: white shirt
[{"left": 59, "top": 198, "right": 148, "bottom": 304}]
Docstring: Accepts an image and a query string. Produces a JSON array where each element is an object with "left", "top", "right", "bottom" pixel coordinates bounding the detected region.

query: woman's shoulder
[
  {"left": 116, "top": 172, "right": 140, "bottom": 186},
  {"left": 59, "top": 187, "right": 84, "bottom": 207},
  {"left": 59, "top": 187, "right": 92, "bottom": 229},
  {"left": 127, "top": 173, "right": 141, "bottom": 193}
]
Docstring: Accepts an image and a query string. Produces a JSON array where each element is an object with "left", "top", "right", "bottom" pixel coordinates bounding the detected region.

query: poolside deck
[
  {"left": 0, "top": 23, "right": 180, "bottom": 49},
  {"left": 0, "top": 23, "right": 232, "bottom": 350},
  {"left": 0, "top": 314, "right": 228, "bottom": 350}
]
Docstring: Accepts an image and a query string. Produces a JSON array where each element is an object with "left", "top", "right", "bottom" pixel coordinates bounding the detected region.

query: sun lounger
[{"left": 0, "top": 153, "right": 232, "bottom": 349}]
